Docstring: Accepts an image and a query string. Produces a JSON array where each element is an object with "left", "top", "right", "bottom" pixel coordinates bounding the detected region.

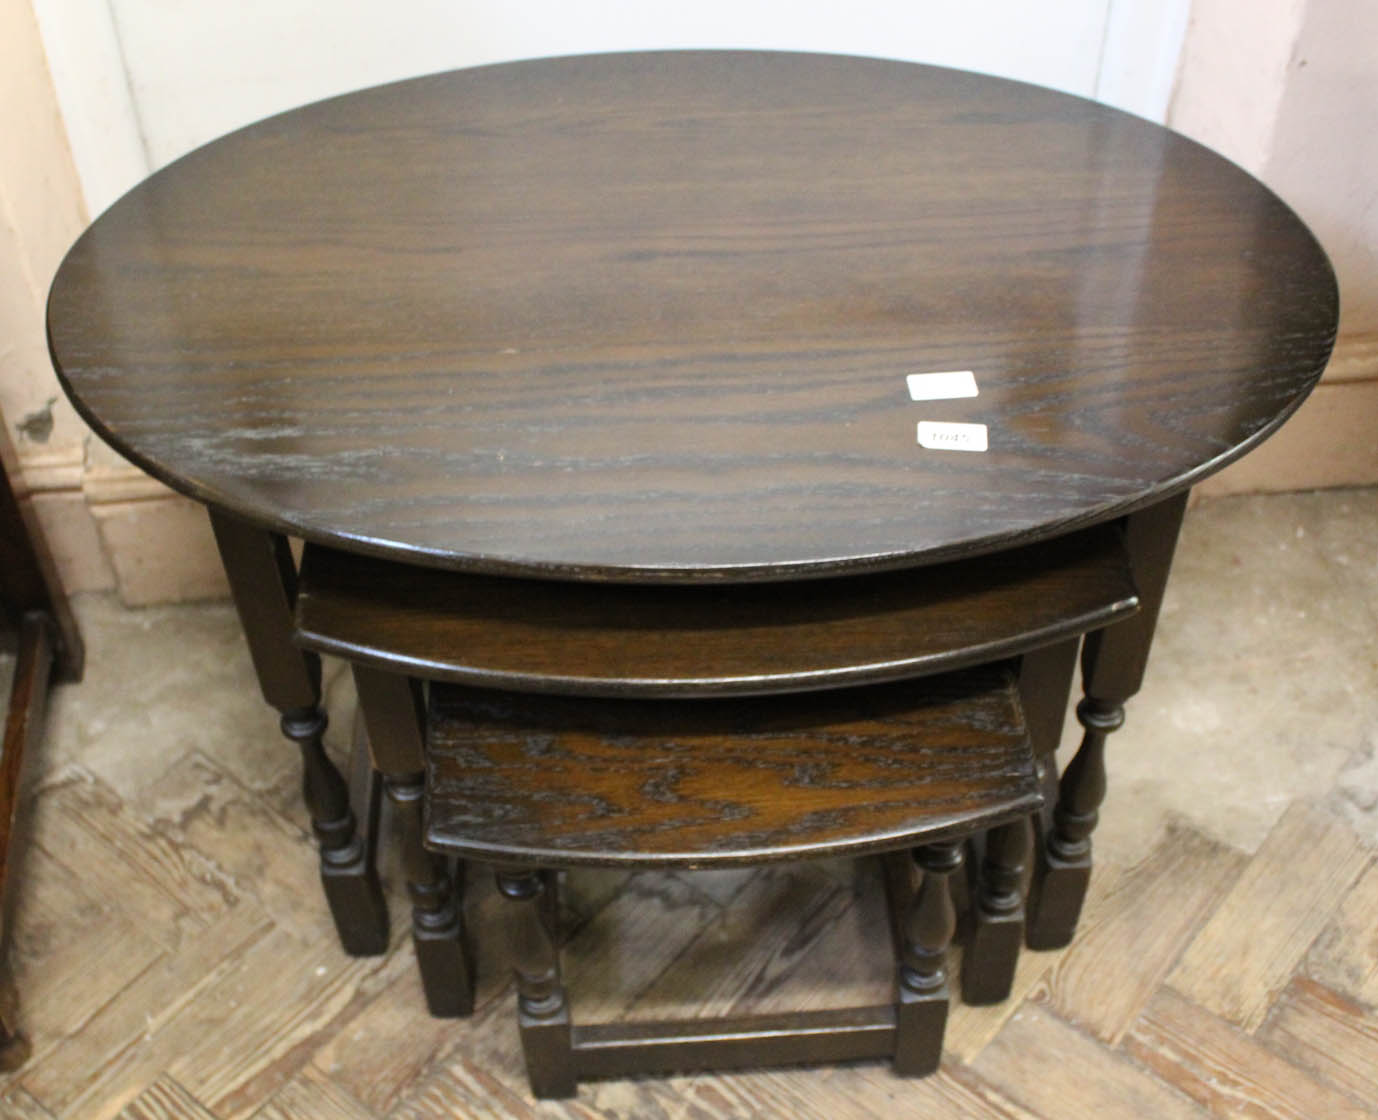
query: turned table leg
[
  {"left": 895, "top": 839, "right": 962, "bottom": 1076},
  {"left": 963, "top": 638, "right": 1079, "bottom": 999},
  {"left": 210, "top": 509, "right": 387, "bottom": 954},
  {"left": 1026, "top": 695, "right": 1120, "bottom": 949},
  {"left": 497, "top": 868, "right": 574, "bottom": 1099},
  {"left": 962, "top": 817, "right": 1032, "bottom": 1005},
  {"left": 1027, "top": 491, "right": 1188, "bottom": 949},
  {"left": 352, "top": 666, "right": 474, "bottom": 1016}
]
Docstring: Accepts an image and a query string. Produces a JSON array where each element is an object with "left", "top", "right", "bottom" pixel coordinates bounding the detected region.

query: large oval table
[{"left": 47, "top": 50, "right": 1337, "bottom": 1083}]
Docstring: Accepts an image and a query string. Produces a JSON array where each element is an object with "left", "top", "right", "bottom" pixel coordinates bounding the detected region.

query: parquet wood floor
[{"left": 2, "top": 490, "right": 1376, "bottom": 1118}]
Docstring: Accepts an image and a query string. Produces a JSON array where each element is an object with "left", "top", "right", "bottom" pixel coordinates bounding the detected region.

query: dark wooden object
[
  {"left": 296, "top": 525, "right": 1138, "bottom": 697},
  {"left": 427, "top": 668, "right": 1036, "bottom": 1095},
  {"left": 951, "top": 636, "right": 1080, "bottom": 1000},
  {"left": 963, "top": 817, "right": 1032, "bottom": 1004},
  {"left": 895, "top": 840, "right": 964, "bottom": 1074},
  {"left": 427, "top": 669, "right": 1038, "bottom": 866},
  {"left": 495, "top": 868, "right": 572, "bottom": 1098},
  {"left": 351, "top": 666, "right": 473, "bottom": 1015},
  {"left": 209, "top": 509, "right": 388, "bottom": 955},
  {"left": 297, "top": 524, "right": 1136, "bottom": 1018},
  {"left": 1027, "top": 492, "right": 1189, "bottom": 948},
  {"left": 0, "top": 423, "right": 81, "bottom": 684},
  {"left": 0, "top": 616, "right": 52, "bottom": 1072},
  {"left": 45, "top": 49, "right": 1339, "bottom": 1084},
  {"left": 48, "top": 52, "right": 1337, "bottom": 585},
  {"left": 0, "top": 415, "right": 83, "bottom": 1068}
]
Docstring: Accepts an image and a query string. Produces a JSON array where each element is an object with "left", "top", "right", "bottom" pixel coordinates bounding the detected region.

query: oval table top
[{"left": 48, "top": 51, "right": 1337, "bottom": 583}]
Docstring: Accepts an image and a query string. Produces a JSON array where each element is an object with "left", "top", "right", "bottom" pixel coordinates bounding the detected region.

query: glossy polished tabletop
[{"left": 48, "top": 51, "right": 1337, "bottom": 582}]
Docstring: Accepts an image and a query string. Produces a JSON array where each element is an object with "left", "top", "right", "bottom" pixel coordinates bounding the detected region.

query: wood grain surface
[
  {"left": 1258, "top": 978, "right": 1378, "bottom": 1107},
  {"left": 47, "top": 51, "right": 1337, "bottom": 582},
  {"left": 425, "top": 667, "right": 1036, "bottom": 866},
  {"left": 1168, "top": 800, "right": 1371, "bottom": 1031},
  {"left": 1125, "top": 987, "right": 1372, "bottom": 1120},
  {"left": 1042, "top": 823, "right": 1246, "bottom": 1045},
  {"left": 295, "top": 523, "right": 1137, "bottom": 696}
]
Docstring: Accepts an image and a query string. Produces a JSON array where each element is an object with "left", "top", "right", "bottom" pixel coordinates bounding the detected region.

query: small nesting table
[
  {"left": 46, "top": 50, "right": 1337, "bottom": 1092},
  {"left": 426, "top": 665, "right": 1036, "bottom": 1095}
]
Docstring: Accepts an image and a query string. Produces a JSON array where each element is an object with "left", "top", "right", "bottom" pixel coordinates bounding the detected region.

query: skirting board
[
  {"left": 1197, "top": 379, "right": 1378, "bottom": 498},
  {"left": 87, "top": 496, "right": 229, "bottom": 606},
  {"left": 27, "top": 480, "right": 227, "bottom": 606}
]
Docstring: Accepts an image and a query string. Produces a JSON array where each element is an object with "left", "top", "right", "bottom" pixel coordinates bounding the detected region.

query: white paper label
[
  {"left": 918, "top": 421, "right": 988, "bottom": 452},
  {"left": 906, "top": 370, "right": 978, "bottom": 401}
]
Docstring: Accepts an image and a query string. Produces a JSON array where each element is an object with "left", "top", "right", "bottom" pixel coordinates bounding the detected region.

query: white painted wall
[
  {"left": 28, "top": 0, "right": 145, "bottom": 225},
  {"left": 1096, "top": 0, "right": 1193, "bottom": 120},
  {"left": 1, "top": 0, "right": 116, "bottom": 596},
  {"left": 0, "top": 0, "right": 88, "bottom": 461},
  {"left": 1169, "top": 0, "right": 1306, "bottom": 173},
  {"left": 1169, "top": 0, "right": 1378, "bottom": 498},
  {"left": 1169, "top": 0, "right": 1378, "bottom": 334},
  {"left": 34, "top": 0, "right": 1188, "bottom": 218},
  {"left": 1266, "top": 0, "right": 1378, "bottom": 333}
]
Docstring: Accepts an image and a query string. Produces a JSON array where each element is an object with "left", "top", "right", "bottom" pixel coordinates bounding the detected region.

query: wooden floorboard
[
  {"left": 7, "top": 764, "right": 1376, "bottom": 1119},
  {"left": 1306, "top": 859, "right": 1378, "bottom": 1008},
  {"left": 114, "top": 1075, "right": 218, "bottom": 1120},
  {"left": 971, "top": 1002, "right": 1207, "bottom": 1120},
  {"left": 1043, "top": 821, "right": 1247, "bottom": 1045},
  {"left": 1124, "top": 986, "right": 1374, "bottom": 1119},
  {"left": 1168, "top": 801, "right": 1371, "bottom": 1032},
  {"left": 1256, "top": 977, "right": 1378, "bottom": 1107}
]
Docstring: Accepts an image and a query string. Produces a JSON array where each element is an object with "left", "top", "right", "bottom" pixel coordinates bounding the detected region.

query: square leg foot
[
  {"left": 520, "top": 1004, "right": 576, "bottom": 1099},
  {"left": 894, "top": 986, "right": 948, "bottom": 1076},
  {"left": 415, "top": 917, "right": 476, "bottom": 1017},
  {"left": 962, "top": 912, "right": 1023, "bottom": 1004},
  {"left": 321, "top": 858, "right": 390, "bottom": 956},
  {"left": 1026, "top": 859, "right": 1090, "bottom": 950}
]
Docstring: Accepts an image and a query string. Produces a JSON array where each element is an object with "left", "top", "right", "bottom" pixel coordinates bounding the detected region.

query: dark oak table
[{"left": 46, "top": 50, "right": 1337, "bottom": 1076}]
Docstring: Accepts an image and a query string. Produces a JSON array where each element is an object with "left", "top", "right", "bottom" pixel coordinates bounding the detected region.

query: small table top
[
  {"left": 425, "top": 666, "right": 1037, "bottom": 865},
  {"left": 48, "top": 51, "right": 1337, "bottom": 583}
]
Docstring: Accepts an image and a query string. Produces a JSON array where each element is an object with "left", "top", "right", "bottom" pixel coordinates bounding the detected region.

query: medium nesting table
[
  {"left": 47, "top": 50, "right": 1337, "bottom": 1092},
  {"left": 290, "top": 523, "right": 1139, "bottom": 1094}
]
